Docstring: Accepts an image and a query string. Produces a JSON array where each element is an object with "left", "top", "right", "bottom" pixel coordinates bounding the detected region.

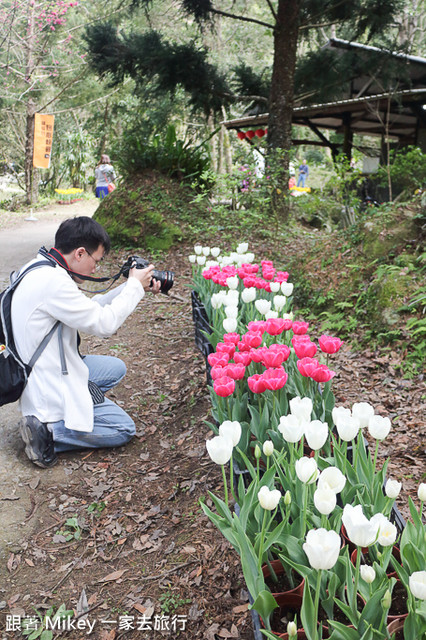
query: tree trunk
[
  {"left": 267, "top": 0, "right": 301, "bottom": 220},
  {"left": 24, "top": 99, "right": 36, "bottom": 205}
]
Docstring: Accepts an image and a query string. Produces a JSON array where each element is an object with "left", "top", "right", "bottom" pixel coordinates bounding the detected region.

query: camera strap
[{"left": 39, "top": 247, "right": 125, "bottom": 293}]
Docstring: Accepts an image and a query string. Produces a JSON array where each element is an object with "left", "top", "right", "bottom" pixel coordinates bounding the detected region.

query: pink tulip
[
  {"left": 233, "top": 351, "right": 252, "bottom": 366},
  {"left": 243, "top": 276, "right": 256, "bottom": 288},
  {"left": 293, "top": 340, "right": 318, "bottom": 359},
  {"left": 211, "top": 365, "right": 226, "bottom": 380},
  {"left": 216, "top": 342, "right": 236, "bottom": 358},
  {"left": 292, "top": 321, "right": 310, "bottom": 335},
  {"left": 265, "top": 318, "right": 288, "bottom": 336},
  {"left": 247, "top": 321, "right": 267, "bottom": 333},
  {"left": 237, "top": 340, "right": 251, "bottom": 352},
  {"left": 208, "top": 352, "right": 230, "bottom": 367},
  {"left": 248, "top": 374, "right": 268, "bottom": 394},
  {"left": 275, "top": 271, "right": 289, "bottom": 282},
  {"left": 310, "top": 365, "right": 336, "bottom": 383},
  {"left": 224, "top": 363, "right": 246, "bottom": 380},
  {"left": 250, "top": 347, "right": 268, "bottom": 363},
  {"left": 261, "top": 260, "right": 273, "bottom": 268},
  {"left": 213, "top": 376, "right": 235, "bottom": 397},
  {"left": 319, "top": 335, "right": 343, "bottom": 354},
  {"left": 262, "top": 269, "right": 276, "bottom": 280},
  {"left": 270, "top": 344, "right": 291, "bottom": 361},
  {"left": 297, "top": 357, "right": 320, "bottom": 377},
  {"left": 223, "top": 332, "right": 240, "bottom": 345},
  {"left": 242, "top": 332, "right": 263, "bottom": 348},
  {"left": 262, "top": 349, "right": 285, "bottom": 368},
  {"left": 262, "top": 367, "right": 288, "bottom": 390}
]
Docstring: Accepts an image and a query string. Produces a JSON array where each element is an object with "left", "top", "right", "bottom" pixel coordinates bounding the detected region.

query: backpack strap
[{"left": 28, "top": 321, "right": 61, "bottom": 369}]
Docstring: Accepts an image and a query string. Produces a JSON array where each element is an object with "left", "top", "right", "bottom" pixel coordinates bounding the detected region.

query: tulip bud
[
  {"left": 270, "top": 282, "right": 280, "bottom": 293},
  {"left": 385, "top": 479, "right": 402, "bottom": 499},
  {"left": 210, "top": 247, "right": 220, "bottom": 257},
  {"left": 194, "top": 245, "right": 202, "bottom": 255},
  {"left": 368, "top": 414, "right": 391, "bottom": 440},
  {"left": 284, "top": 490, "right": 292, "bottom": 506},
  {"left": 196, "top": 255, "right": 206, "bottom": 266},
  {"left": 254, "top": 444, "right": 261, "bottom": 459},
  {"left": 202, "top": 246, "right": 210, "bottom": 256},
  {"left": 258, "top": 485, "right": 281, "bottom": 510},
  {"left": 237, "top": 242, "right": 249, "bottom": 254},
  {"left": 226, "top": 276, "right": 239, "bottom": 290},
  {"left": 418, "top": 483, "right": 426, "bottom": 502},
  {"left": 287, "top": 621, "right": 297, "bottom": 638},
  {"left": 281, "top": 282, "right": 294, "bottom": 296},
  {"left": 223, "top": 318, "right": 238, "bottom": 333},
  {"left": 263, "top": 441, "right": 274, "bottom": 457},
  {"left": 360, "top": 565, "right": 376, "bottom": 584},
  {"left": 189, "top": 254, "right": 196, "bottom": 263},
  {"left": 241, "top": 287, "right": 256, "bottom": 303},
  {"left": 409, "top": 570, "right": 426, "bottom": 600},
  {"left": 381, "top": 590, "right": 392, "bottom": 610}
]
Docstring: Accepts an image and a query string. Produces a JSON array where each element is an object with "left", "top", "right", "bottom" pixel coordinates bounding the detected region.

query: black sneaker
[{"left": 19, "top": 415, "right": 58, "bottom": 468}]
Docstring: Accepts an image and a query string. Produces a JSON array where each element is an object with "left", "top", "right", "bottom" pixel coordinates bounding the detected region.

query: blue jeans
[
  {"left": 297, "top": 173, "right": 306, "bottom": 188},
  {"left": 95, "top": 186, "right": 109, "bottom": 199},
  {"left": 52, "top": 355, "right": 135, "bottom": 452}
]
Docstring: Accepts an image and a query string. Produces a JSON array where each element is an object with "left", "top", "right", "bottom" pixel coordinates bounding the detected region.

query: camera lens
[{"left": 153, "top": 269, "right": 174, "bottom": 294}]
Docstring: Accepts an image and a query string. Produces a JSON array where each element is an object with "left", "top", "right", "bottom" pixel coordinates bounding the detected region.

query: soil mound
[{"left": 93, "top": 171, "right": 206, "bottom": 250}]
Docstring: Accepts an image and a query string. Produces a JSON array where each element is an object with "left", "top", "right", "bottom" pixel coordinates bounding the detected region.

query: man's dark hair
[{"left": 54, "top": 217, "right": 111, "bottom": 254}]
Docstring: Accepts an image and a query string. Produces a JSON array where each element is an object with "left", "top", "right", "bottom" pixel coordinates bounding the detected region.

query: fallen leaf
[
  {"left": 24, "top": 558, "right": 35, "bottom": 567},
  {"left": 29, "top": 478, "right": 40, "bottom": 490},
  {"left": 98, "top": 570, "right": 126, "bottom": 583}
]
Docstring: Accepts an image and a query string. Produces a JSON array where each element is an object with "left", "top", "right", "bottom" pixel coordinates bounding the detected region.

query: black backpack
[{"left": 0, "top": 260, "right": 60, "bottom": 406}]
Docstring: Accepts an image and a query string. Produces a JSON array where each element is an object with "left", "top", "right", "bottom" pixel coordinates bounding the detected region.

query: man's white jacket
[{"left": 11, "top": 254, "right": 144, "bottom": 432}]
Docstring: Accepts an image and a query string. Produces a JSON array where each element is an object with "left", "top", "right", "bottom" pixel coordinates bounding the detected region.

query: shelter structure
[{"left": 222, "top": 39, "right": 426, "bottom": 158}]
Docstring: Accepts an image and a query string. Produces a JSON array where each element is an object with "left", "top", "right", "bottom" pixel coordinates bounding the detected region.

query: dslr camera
[{"left": 122, "top": 256, "right": 174, "bottom": 294}]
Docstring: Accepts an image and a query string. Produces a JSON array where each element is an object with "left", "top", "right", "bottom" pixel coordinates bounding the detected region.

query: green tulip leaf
[
  {"left": 327, "top": 620, "right": 361, "bottom": 640},
  {"left": 249, "top": 590, "right": 278, "bottom": 629},
  {"left": 300, "top": 577, "right": 317, "bottom": 640}
]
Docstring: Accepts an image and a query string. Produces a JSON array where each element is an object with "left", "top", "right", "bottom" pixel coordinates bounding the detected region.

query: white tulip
[
  {"left": 270, "top": 282, "right": 281, "bottom": 293},
  {"left": 226, "top": 276, "right": 239, "bottom": 290},
  {"left": 222, "top": 256, "right": 233, "bottom": 266},
  {"left": 211, "top": 247, "right": 221, "bottom": 257},
  {"left": 189, "top": 254, "right": 196, "bottom": 263},
  {"left": 385, "top": 479, "right": 402, "bottom": 499},
  {"left": 211, "top": 293, "right": 223, "bottom": 309},
  {"left": 409, "top": 571, "right": 426, "bottom": 600},
  {"left": 196, "top": 255, "right": 206, "bottom": 266},
  {"left": 274, "top": 295, "right": 287, "bottom": 311},
  {"left": 242, "top": 287, "right": 256, "bottom": 303},
  {"left": 205, "top": 260, "right": 219, "bottom": 269},
  {"left": 255, "top": 299, "right": 271, "bottom": 315},
  {"left": 194, "top": 245, "right": 202, "bottom": 255},
  {"left": 335, "top": 415, "right": 361, "bottom": 442},
  {"left": 206, "top": 435, "right": 233, "bottom": 465},
  {"left": 283, "top": 312, "right": 293, "bottom": 320},
  {"left": 318, "top": 466, "right": 346, "bottom": 494},
  {"left": 278, "top": 414, "right": 305, "bottom": 443},
  {"left": 219, "top": 420, "right": 242, "bottom": 447},
  {"left": 265, "top": 310, "right": 279, "bottom": 319},
  {"left": 342, "top": 504, "right": 379, "bottom": 547},
  {"left": 202, "top": 246, "right": 210, "bottom": 256},
  {"left": 295, "top": 457, "right": 319, "bottom": 484},
  {"left": 237, "top": 242, "right": 249, "bottom": 254},
  {"left": 332, "top": 405, "right": 352, "bottom": 426},
  {"left": 314, "top": 487, "right": 336, "bottom": 515},
  {"left": 368, "top": 415, "right": 391, "bottom": 440},
  {"left": 305, "top": 419, "right": 329, "bottom": 451},
  {"left": 370, "top": 513, "right": 397, "bottom": 547},
  {"left": 287, "top": 621, "right": 297, "bottom": 638},
  {"left": 229, "top": 252, "right": 239, "bottom": 263},
  {"left": 245, "top": 252, "right": 255, "bottom": 263},
  {"left": 224, "top": 305, "right": 238, "bottom": 319},
  {"left": 263, "top": 441, "right": 274, "bottom": 457},
  {"left": 290, "top": 396, "right": 313, "bottom": 422},
  {"left": 281, "top": 282, "right": 294, "bottom": 296},
  {"left": 226, "top": 290, "right": 239, "bottom": 304},
  {"left": 223, "top": 318, "right": 238, "bottom": 333},
  {"left": 352, "top": 402, "right": 375, "bottom": 428},
  {"left": 303, "top": 528, "right": 341, "bottom": 570},
  {"left": 216, "top": 255, "right": 223, "bottom": 264},
  {"left": 360, "top": 565, "right": 376, "bottom": 584},
  {"left": 258, "top": 485, "right": 281, "bottom": 511},
  {"left": 418, "top": 483, "right": 426, "bottom": 502}
]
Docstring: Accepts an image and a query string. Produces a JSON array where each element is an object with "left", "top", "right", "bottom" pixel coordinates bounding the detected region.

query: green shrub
[{"left": 377, "top": 146, "right": 426, "bottom": 193}]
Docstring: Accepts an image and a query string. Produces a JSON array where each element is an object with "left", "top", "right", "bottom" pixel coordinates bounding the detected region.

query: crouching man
[{"left": 11, "top": 216, "right": 160, "bottom": 468}]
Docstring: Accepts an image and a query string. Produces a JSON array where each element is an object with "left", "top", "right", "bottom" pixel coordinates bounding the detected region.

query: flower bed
[{"left": 189, "top": 243, "right": 426, "bottom": 640}]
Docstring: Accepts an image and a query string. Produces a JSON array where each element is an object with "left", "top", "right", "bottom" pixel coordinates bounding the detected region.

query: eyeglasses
[{"left": 85, "top": 249, "right": 104, "bottom": 267}]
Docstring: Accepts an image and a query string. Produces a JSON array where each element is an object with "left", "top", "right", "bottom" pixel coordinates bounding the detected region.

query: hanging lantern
[
  {"left": 246, "top": 130, "right": 256, "bottom": 140},
  {"left": 255, "top": 129, "right": 265, "bottom": 138},
  {"left": 237, "top": 131, "right": 246, "bottom": 140}
]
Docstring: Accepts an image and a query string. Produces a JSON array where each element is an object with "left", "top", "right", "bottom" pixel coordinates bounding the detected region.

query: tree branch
[
  {"left": 210, "top": 7, "right": 274, "bottom": 29},
  {"left": 263, "top": 0, "right": 278, "bottom": 21}
]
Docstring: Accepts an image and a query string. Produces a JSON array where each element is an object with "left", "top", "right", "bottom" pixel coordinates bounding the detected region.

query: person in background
[
  {"left": 297, "top": 159, "right": 309, "bottom": 188},
  {"left": 95, "top": 154, "right": 116, "bottom": 199}
]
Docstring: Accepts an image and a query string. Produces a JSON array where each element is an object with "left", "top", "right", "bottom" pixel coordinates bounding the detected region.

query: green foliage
[
  {"left": 114, "top": 123, "right": 212, "bottom": 188},
  {"left": 54, "top": 517, "right": 82, "bottom": 542},
  {"left": 376, "top": 146, "right": 426, "bottom": 194},
  {"left": 22, "top": 604, "right": 73, "bottom": 639},
  {"left": 158, "top": 588, "right": 191, "bottom": 614}
]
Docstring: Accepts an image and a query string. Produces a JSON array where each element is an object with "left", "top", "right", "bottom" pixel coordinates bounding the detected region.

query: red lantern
[
  {"left": 246, "top": 130, "right": 255, "bottom": 140},
  {"left": 255, "top": 129, "right": 265, "bottom": 138},
  {"left": 237, "top": 131, "right": 246, "bottom": 140}
]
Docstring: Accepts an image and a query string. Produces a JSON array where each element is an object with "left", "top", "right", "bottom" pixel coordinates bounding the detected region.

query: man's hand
[{"left": 129, "top": 263, "right": 158, "bottom": 292}]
